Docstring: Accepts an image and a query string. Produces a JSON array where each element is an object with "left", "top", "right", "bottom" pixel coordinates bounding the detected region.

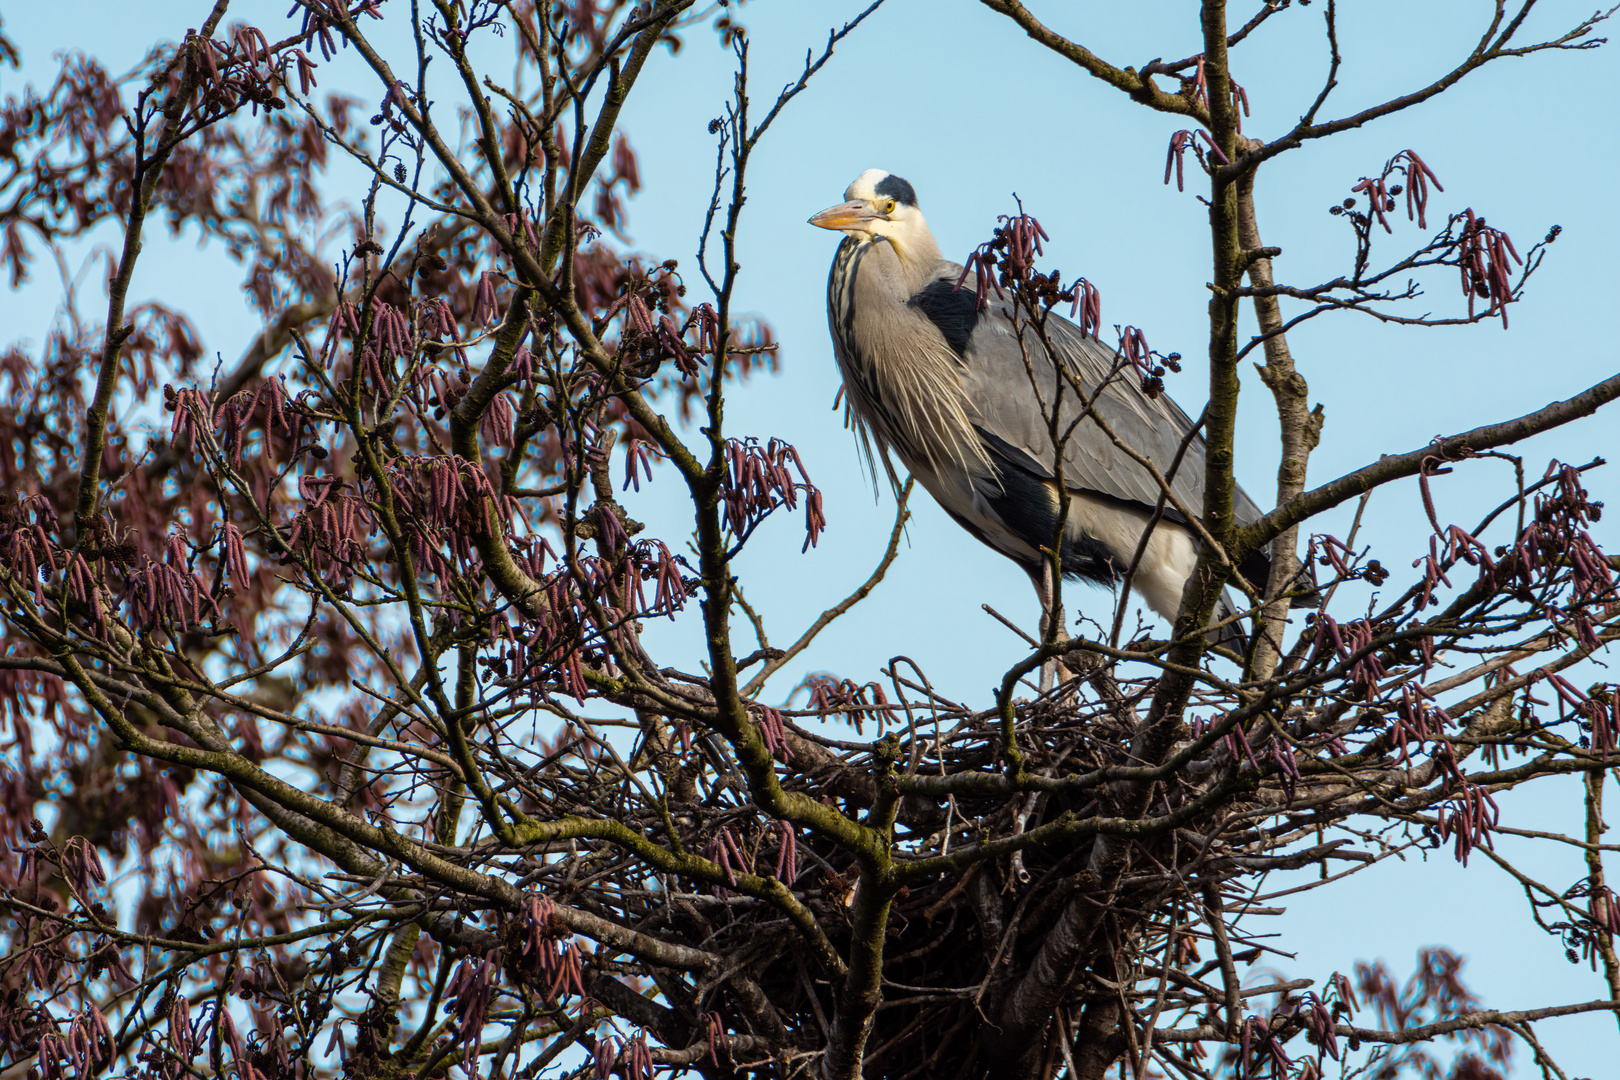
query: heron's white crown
[{"left": 842, "top": 168, "right": 898, "bottom": 204}]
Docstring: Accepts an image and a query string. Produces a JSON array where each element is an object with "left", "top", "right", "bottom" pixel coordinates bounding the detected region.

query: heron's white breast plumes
[{"left": 831, "top": 239, "right": 992, "bottom": 488}]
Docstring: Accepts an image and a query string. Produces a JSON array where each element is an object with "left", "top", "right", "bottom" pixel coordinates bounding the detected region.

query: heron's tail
[
  {"left": 1250, "top": 542, "right": 1325, "bottom": 610},
  {"left": 1209, "top": 589, "right": 1248, "bottom": 655}
]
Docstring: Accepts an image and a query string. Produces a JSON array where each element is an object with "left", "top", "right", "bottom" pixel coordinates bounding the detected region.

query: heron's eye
[{"left": 882, "top": 199, "right": 897, "bottom": 215}]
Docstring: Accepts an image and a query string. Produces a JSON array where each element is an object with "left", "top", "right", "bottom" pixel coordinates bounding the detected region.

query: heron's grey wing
[
  {"left": 1038, "top": 316, "right": 1265, "bottom": 528},
  {"left": 916, "top": 264, "right": 1205, "bottom": 517}
]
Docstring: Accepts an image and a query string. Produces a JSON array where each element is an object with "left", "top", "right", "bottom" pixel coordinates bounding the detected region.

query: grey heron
[{"left": 809, "top": 169, "right": 1281, "bottom": 645}]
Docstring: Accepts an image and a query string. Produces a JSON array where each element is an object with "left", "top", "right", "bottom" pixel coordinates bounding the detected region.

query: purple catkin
[
  {"left": 474, "top": 271, "right": 499, "bottom": 325},
  {"left": 593, "top": 1037, "right": 620, "bottom": 1080},
  {"left": 1070, "top": 278, "right": 1102, "bottom": 337},
  {"left": 168, "top": 994, "right": 193, "bottom": 1061},
  {"left": 775, "top": 820, "right": 798, "bottom": 883},
  {"left": 626, "top": 294, "right": 655, "bottom": 336}
]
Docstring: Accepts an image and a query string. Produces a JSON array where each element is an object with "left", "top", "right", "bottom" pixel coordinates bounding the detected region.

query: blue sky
[{"left": 4, "top": 2, "right": 1619, "bottom": 1074}]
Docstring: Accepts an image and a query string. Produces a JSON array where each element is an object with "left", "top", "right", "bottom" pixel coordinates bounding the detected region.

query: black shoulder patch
[
  {"left": 873, "top": 173, "right": 917, "bottom": 207},
  {"left": 909, "top": 277, "right": 980, "bottom": 357}
]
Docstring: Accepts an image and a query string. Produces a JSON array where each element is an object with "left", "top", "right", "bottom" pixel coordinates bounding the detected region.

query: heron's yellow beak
[{"left": 809, "top": 200, "right": 881, "bottom": 231}]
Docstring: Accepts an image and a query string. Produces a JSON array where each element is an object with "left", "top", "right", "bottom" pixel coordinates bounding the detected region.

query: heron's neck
[{"left": 881, "top": 227, "right": 943, "bottom": 291}]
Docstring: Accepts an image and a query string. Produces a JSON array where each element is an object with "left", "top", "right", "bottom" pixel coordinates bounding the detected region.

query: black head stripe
[{"left": 873, "top": 174, "right": 917, "bottom": 208}]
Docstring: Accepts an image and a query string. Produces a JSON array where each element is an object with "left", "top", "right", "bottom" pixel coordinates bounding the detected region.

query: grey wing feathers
[{"left": 944, "top": 261, "right": 1263, "bottom": 529}]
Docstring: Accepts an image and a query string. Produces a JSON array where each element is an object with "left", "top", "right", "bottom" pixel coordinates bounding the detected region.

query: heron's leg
[{"left": 1031, "top": 562, "right": 1074, "bottom": 695}]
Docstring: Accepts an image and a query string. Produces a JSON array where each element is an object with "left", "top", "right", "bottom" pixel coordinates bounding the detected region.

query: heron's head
[{"left": 809, "top": 169, "right": 938, "bottom": 264}]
